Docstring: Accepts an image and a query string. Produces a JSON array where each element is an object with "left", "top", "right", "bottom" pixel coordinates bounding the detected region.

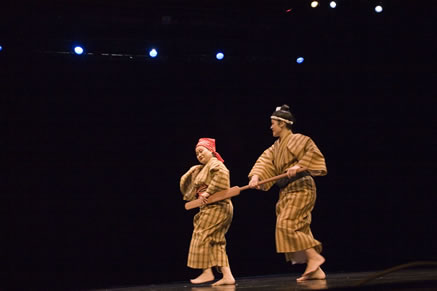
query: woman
[
  {"left": 180, "top": 138, "right": 236, "bottom": 286},
  {"left": 248, "top": 105, "right": 327, "bottom": 281}
]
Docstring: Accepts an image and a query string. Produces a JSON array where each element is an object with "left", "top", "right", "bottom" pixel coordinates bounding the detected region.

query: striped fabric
[
  {"left": 188, "top": 200, "right": 233, "bottom": 268},
  {"left": 277, "top": 176, "right": 322, "bottom": 263},
  {"left": 249, "top": 131, "right": 327, "bottom": 190},
  {"left": 180, "top": 157, "right": 233, "bottom": 269},
  {"left": 248, "top": 130, "right": 326, "bottom": 263}
]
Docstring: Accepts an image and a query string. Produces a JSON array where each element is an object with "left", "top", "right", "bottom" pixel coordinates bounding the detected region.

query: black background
[{"left": 4, "top": 1, "right": 436, "bottom": 290}]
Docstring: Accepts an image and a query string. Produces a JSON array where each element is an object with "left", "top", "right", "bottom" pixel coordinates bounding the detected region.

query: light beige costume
[
  {"left": 180, "top": 157, "right": 233, "bottom": 269},
  {"left": 249, "top": 131, "right": 327, "bottom": 263}
]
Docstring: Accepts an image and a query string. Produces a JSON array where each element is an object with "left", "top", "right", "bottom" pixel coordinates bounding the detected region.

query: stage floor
[{"left": 90, "top": 268, "right": 437, "bottom": 291}]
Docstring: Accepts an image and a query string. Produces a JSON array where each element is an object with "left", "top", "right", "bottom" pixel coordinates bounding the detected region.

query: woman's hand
[
  {"left": 249, "top": 175, "right": 261, "bottom": 189},
  {"left": 197, "top": 185, "right": 208, "bottom": 194},
  {"left": 286, "top": 165, "right": 301, "bottom": 178},
  {"left": 199, "top": 192, "right": 210, "bottom": 205}
]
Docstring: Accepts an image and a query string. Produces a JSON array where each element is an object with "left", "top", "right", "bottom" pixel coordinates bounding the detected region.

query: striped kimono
[
  {"left": 180, "top": 157, "right": 233, "bottom": 269},
  {"left": 249, "top": 130, "right": 327, "bottom": 263}
]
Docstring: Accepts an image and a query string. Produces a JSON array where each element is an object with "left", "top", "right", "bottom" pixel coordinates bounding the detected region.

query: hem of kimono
[
  {"left": 276, "top": 242, "right": 323, "bottom": 255},
  {"left": 187, "top": 263, "right": 230, "bottom": 269}
]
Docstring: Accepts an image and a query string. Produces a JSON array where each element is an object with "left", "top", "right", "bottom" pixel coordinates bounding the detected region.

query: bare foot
[
  {"left": 297, "top": 267, "right": 326, "bottom": 282},
  {"left": 302, "top": 252, "right": 325, "bottom": 276},
  {"left": 212, "top": 277, "right": 236, "bottom": 286},
  {"left": 190, "top": 269, "right": 215, "bottom": 284}
]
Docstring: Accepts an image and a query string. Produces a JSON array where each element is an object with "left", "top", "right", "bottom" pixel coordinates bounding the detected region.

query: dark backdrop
[{"left": 4, "top": 1, "right": 436, "bottom": 290}]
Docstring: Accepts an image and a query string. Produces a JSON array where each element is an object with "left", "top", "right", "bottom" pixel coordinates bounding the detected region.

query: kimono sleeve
[
  {"left": 180, "top": 165, "right": 203, "bottom": 201},
  {"left": 206, "top": 161, "right": 230, "bottom": 195},
  {"left": 248, "top": 146, "right": 277, "bottom": 191},
  {"left": 293, "top": 137, "right": 327, "bottom": 176}
]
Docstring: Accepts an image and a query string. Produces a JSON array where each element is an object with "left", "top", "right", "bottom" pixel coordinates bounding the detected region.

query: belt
[{"left": 275, "top": 170, "right": 311, "bottom": 189}]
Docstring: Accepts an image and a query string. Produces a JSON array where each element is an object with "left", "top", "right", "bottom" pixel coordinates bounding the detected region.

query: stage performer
[
  {"left": 248, "top": 105, "right": 327, "bottom": 281},
  {"left": 180, "top": 138, "right": 236, "bottom": 286}
]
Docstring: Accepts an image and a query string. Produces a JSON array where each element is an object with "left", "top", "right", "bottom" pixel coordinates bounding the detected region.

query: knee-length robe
[
  {"left": 180, "top": 157, "right": 233, "bottom": 269},
  {"left": 248, "top": 131, "right": 327, "bottom": 263}
]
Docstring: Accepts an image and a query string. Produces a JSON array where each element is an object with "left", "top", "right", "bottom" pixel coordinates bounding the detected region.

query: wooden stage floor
[{"left": 90, "top": 267, "right": 437, "bottom": 291}]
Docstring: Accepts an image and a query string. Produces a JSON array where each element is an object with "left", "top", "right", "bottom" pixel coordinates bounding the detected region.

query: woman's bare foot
[
  {"left": 296, "top": 267, "right": 326, "bottom": 282},
  {"left": 212, "top": 266, "right": 236, "bottom": 286},
  {"left": 190, "top": 268, "right": 215, "bottom": 284},
  {"left": 302, "top": 248, "right": 325, "bottom": 276}
]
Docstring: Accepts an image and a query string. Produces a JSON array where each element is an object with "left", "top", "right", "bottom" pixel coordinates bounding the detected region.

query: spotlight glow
[
  {"left": 216, "top": 52, "right": 224, "bottom": 60},
  {"left": 149, "top": 48, "right": 158, "bottom": 58},
  {"left": 375, "top": 5, "right": 383, "bottom": 13},
  {"left": 330, "top": 1, "right": 337, "bottom": 8},
  {"left": 311, "top": 1, "right": 319, "bottom": 8},
  {"left": 73, "top": 46, "right": 84, "bottom": 55},
  {"left": 0, "top": 45, "right": 3, "bottom": 51},
  {"left": 296, "top": 57, "right": 304, "bottom": 64}
]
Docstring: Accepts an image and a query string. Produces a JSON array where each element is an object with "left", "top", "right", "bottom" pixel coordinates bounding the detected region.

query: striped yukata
[
  {"left": 180, "top": 157, "right": 233, "bottom": 269},
  {"left": 249, "top": 130, "right": 327, "bottom": 263}
]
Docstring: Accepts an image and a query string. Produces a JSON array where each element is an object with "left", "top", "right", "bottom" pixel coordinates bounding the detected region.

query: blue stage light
[
  {"left": 73, "top": 46, "right": 84, "bottom": 55},
  {"left": 296, "top": 57, "right": 304, "bottom": 64},
  {"left": 0, "top": 45, "right": 3, "bottom": 52},
  {"left": 149, "top": 48, "right": 158, "bottom": 58},
  {"left": 216, "top": 52, "right": 224, "bottom": 60},
  {"left": 375, "top": 5, "right": 383, "bottom": 13}
]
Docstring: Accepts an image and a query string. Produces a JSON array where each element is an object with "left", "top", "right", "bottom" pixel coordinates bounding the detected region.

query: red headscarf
[{"left": 196, "top": 138, "right": 225, "bottom": 163}]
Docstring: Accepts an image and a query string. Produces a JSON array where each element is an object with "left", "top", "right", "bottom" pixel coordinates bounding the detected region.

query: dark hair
[{"left": 271, "top": 104, "right": 295, "bottom": 129}]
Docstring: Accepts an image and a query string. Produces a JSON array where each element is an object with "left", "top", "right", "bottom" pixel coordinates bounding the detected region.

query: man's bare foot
[
  {"left": 190, "top": 268, "right": 215, "bottom": 284},
  {"left": 212, "top": 277, "right": 236, "bottom": 286},
  {"left": 296, "top": 267, "right": 326, "bottom": 282},
  {"left": 302, "top": 249, "right": 325, "bottom": 276},
  {"left": 212, "top": 266, "right": 235, "bottom": 286}
]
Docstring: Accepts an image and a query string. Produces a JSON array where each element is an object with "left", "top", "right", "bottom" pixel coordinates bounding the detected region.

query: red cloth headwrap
[{"left": 196, "top": 138, "right": 225, "bottom": 163}]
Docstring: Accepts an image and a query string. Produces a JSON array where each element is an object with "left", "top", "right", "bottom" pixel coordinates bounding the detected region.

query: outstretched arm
[{"left": 248, "top": 146, "right": 277, "bottom": 191}]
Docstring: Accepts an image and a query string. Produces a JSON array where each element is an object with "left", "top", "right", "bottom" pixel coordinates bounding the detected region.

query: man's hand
[
  {"left": 249, "top": 175, "right": 261, "bottom": 189},
  {"left": 199, "top": 192, "right": 210, "bottom": 205},
  {"left": 286, "top": 165, "right": 301, "bottom": 178}
]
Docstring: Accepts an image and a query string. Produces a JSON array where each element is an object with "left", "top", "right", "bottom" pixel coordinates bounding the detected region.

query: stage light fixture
[
  {"left": 330, "top": 1, "right": 337, "bottom": 8},
  {"left": 0, "top": 45, "right": 3, "bottom": 52},
  {"left": 73, "top": 46, "right": 84, "bottom": 55},
  {"left": 375, "top": 5, "right": 383, "bottom": 13},
  {"left": 216, "top": 52, "right": 224, "bottom": 60},
  {"left": 149, "top": 48, "right": 158, "bottom": 58},
  {"left": 296, "top": 57, "right": 304, "bottom": 64},
  {"left": 311, "top": 1, "right": 319, "bottom": 8}
]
